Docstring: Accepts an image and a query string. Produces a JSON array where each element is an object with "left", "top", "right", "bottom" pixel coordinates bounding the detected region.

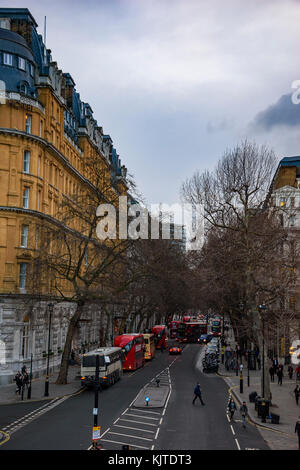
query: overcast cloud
[{"left": 4, "top": 0, "right": 300, "bottom": 203}]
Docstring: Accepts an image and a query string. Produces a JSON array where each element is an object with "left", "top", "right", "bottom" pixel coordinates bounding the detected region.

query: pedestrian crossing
[{"left": 98, "top": 368, "right": 172, "bottom": 450}]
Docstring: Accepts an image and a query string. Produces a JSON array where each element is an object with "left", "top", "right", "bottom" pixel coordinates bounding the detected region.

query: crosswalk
[{"left": 98, "top": 368, "right": 171, "bottom": 450}]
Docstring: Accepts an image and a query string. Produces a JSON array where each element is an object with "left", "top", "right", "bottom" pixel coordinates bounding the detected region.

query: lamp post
[
  {"left": 258, "top": 303, "right": 267, "bottom": 423},
  {"left": 44, "top": 302, "right": 54, "bottom": 397}
]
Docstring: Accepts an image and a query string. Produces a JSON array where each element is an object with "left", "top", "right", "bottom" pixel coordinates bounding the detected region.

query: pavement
[
  {"left": 218, "top": 326, "right": 300, "bottom": 450},
  {"left": 0, "top": 364, "right": 82, "bottom": 408}
]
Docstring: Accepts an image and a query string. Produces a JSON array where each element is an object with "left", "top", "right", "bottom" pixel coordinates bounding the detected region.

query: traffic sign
[{"left": 92, "top": 426, "right": 101, "bottom": 441}]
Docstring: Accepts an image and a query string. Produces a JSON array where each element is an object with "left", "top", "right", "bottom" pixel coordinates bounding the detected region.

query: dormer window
[
  {"left": 0, "top": 18, "right": 11, "bottom": 30},
  {"left": 3, "top": 52, "right": 13, "bottom": 66},
  {"left": 18, "top": 57, "right": 26, "bottom": 71}
]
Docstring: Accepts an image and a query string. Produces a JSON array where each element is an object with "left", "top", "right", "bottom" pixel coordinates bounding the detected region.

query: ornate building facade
[{"left": 0, "top": 8, "right": 129, "bottom": 384}]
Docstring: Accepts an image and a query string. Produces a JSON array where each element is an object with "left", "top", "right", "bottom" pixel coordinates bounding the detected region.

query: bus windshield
[
  {"left": 82, "top": 355, "right": 105, "bottom": 367},
  {"left": 123, "top": 341, "right": 133, "bottom": 355}
]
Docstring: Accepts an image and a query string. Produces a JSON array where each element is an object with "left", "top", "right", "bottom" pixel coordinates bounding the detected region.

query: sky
[{"left": 3, "top": 0, "right": 300, "bottom": 204}]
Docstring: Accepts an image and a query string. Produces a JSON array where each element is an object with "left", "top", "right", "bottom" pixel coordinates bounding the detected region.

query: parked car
[{"left": 169, "top": 346, "right": 182, "bottom": 355}]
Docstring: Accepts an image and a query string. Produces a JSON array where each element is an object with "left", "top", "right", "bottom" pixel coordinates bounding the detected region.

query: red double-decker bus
[
  {"left": 169, "top": 320, "right": 181, "bottom": 339},
  {"left": 152, "top": 325, "right": 168, "bottom": 349},
  {"left": 177, "top": 321, "right": 207, "bottom": 343},
  {"left": 114, "top": 333, "right": 145, "bottom": 371}
]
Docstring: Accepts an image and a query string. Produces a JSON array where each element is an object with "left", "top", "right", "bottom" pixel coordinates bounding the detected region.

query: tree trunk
[{"left": 56, "top": 302, "right": 85, "bottom": 384}]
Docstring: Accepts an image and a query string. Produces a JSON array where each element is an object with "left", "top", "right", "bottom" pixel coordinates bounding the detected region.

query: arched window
[{"left": 19, "top": 81, "right": 29, "bottom": 95}]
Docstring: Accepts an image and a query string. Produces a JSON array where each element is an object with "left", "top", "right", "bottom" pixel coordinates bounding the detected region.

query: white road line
[
  {"left": 100, "top": 428, "right": 110, "bottom": 438},
  {"left": 114, "top": 424, "right": 155, "bottom": 434},
  {"left": 107, "top": 431, "right": 153, "bottom": 442},
  {"left": 124, "top": 413, "right": 159, "bottom": 421},
  {"left": 119, "top": 418, "right": 157, "bottom": 427},
  {"left": 235, "top": 438, "right": 241, "bottom": 450},
  {"left": 113, "top": 418, "right": 120, "bottom": 425},
  {"left": 132, "top": 409, "right": 160, "bottom": 415},
  {"left": 159, "top": 418, "right": 163, "bottom": 425},
  {"left": 101, "top": 438, "right": 149, "bottom": 449},
  {"left": 230, "top": 425, "right": 235, "bottom": 436},
  {"left": 122, "top": 408, "right": 128, "bottom": 415},
  {"left": 154, "top": 428, "right": 160, "bottom": 440}
]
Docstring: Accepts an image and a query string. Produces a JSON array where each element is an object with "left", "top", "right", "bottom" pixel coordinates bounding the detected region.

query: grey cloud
[{"left": 253, "top": 93, "right": 300, "bottom": 130}]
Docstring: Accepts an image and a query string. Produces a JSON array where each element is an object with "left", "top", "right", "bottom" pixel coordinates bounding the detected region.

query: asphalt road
[{"left": 0, "top": 343, "right": 269, "bottom": 450}]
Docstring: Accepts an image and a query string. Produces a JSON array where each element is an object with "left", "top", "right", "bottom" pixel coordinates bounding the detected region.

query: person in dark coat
[
  {"left": 228, "top": 398, "right": 237, "bottom": 420},
  {"left": 192, "top": 383, "right": 205, "bottom": 405},
  {"left": 294, "top": 385, "right": 300, "bottom": 406},
  {"left": 269, "top": 365, "right": 275, "bottom": 382},
  {"left": 288, "top": 365, "right": 294, "bottom": 380},
  {"left": 295, "top": 416, "right": 300, "bottom": 450},
  {"left": 277, "top": 367, "right": 283, "bottom": 385},
  {"left": 14, "top": 372, "right": 23, "bottom": 395}
]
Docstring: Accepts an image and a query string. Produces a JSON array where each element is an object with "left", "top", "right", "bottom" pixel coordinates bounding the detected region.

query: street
[{"left": 0, "top": 343, "right": 269, "bottom": 450}]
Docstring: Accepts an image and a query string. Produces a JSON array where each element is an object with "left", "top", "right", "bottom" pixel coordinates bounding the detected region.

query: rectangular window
[
  {"left": 25, "top": 114, "right": 31, "bottom": 133},
  {"left": 38, "top": 155, "right": 41, "bottom": 176},
  {"left": 3, "top": 52, "right": 13, "bottom": 66},
  {"left": 19, "top": 263, "right": 27, "bottom": 289},
  {"left": 30, "top": 63, "right": 34, "bottom": 77},
  {"left": 20, "top": 225, "right": 29, "bottom": 248},
  {"left": 23, "top": 187, "right": 29, "bottom": 209},
  {"left": 291, "top": 197, "right": 295, "bottom": 208},
  {"left": 290, "top": 215, "right": 295, "bottom": 227},
  {"left": 18, "top": 57, "right": 26, "bottom": 70},
  {"left": 0, "top": 18, "right": 11, "bottom": 30},
  {"left": 23, "top": 150, "right": 30, "bottom": 173},
  {"left": 280, "top": 197, "right": 286, "bottom": 207},
  {"left": 40, "top": 120, "right": 43, "bottom": 137},
  {"left": 37, "top": 190, "right": 41, "bottom": 210}
]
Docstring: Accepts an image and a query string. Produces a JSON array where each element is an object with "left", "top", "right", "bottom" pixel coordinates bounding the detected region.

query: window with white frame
[
  {"left": 3, "top": 52, "right": 13, "bottom": 66},
  {"left": 20, "top": 225, "right": 29, "bottom": 248},
  {"left": 30, "top": 63, "right": 34, "bottom": 76},
  {"left": 0, "top": 18, "right": 11, "bottom": 30},
  {"left": 21, "top": 324, "right": 30, "bottom": 358},
  {"left": 19, "top": 263, "right": 27, "bottom": 289},
  {"left": 23, "top": 187, "right": 29, "bottom": 208},
  {"left": 25, "top": 114, "right": 31, "bottom": 133},
  {"left": 23, "top": 150, "right": 30, "bottom": 173},
  {"left": 18, "top": 57, "right": 26, "bottom": 70}
]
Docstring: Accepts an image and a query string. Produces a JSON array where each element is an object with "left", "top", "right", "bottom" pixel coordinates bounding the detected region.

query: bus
[
  {"left": 211, "top": 319, "right": 222, "bottom": 336},
  {"left": 114, "top": 333, "right": 145, "bottom": 371},
  {"left": 183, "top": 315, "right": 191, "bottom": 323},
  {"left": 177, "top": 321, "right": 207, "bottom": 343},
  {"left": 142, "top": 333, "right": 155, "bottom": 360},
  {"left": 169, "top": 320, "right": 181, "bottom": 339},
  {"left": 80, "top": 347, "right": 123, "bottom": 389},
  {"left": 152, "top": 325, "right": 168, "bottom": 350}
]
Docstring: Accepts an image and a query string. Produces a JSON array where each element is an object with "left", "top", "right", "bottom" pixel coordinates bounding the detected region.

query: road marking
[
  {"left": 119, "top": 418, "right": 157, "bottom": 427},
  {"left": 107, "top": 431, "right": 153, "bottom": 442},
  {"left": 114, "top": 424, "right": 155, "bottom": 434},
  {"left": 230, "top": 425, "right": 235, "bottom": 436},
  {"left": 235, "top": 438, "right": 241, "bottom": 450},
  {"left": 101, "top": 438, "right": 149, "bottom": 449},
  {"left": 154, "top": 428, "right": 160, "bottom": 440},
  {"left": 124, "top": 413, "right": 159, "bottom": 420}
]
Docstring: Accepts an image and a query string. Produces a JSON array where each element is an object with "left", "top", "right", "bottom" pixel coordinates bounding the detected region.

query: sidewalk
[
  {"left": 0, "top": 364, "right": 82, "bottom": 406},
  {"left": 219, "top": 330, "right": 300, "bottom": 450}
]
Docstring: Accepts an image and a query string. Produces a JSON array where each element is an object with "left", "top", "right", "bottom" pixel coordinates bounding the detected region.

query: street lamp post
[
  {"left": 258, "top": 303, "right": 267, "bottom": 423},
  {"left": 44, "top": 303, "right": 54, "bottom": 397}
]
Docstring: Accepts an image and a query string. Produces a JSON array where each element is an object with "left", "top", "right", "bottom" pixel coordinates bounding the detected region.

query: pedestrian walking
[
  {"left": 257, "top": 356, "right": 261, "bottom": 370},
  {"left": 273, "top": 357, "right": 279, "bottom": 373},
  {"left": 296, "top": 365, "right": 300, "bottom": 383},
  {"left": 295, "top": 416, "right": 300, "bottom": 450},
  {"left": 269, "top": 365, "right": 275, "bottom": 382},
  {"left": 294, "top": 385, "right": 300, "bottom": 406},
  {"left": 21, "top": 365, "right": 27, "bottom": 375},
  {"left": 14, "top": 371, "right": 23, "bottom": 395},
  {"left": 221, "top": 345, "right": 225, "bottom": 364},
  {"left": 192, "top": 383, "right": 205, "bottom": 406},
  {"left": 288, "top": 365, "right": 294, "bottom": 380},
  {"left": 240, "top": 401, "right": 248, "bottom": 428},
  {"left": 277, "top": 367, "right": 283, "bottom": 386},
  {"left": 228, "top": 398, "right": 236, "bottom": 420}
]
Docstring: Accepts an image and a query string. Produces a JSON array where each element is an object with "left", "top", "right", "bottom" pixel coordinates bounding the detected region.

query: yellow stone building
[{"left": 0, "top": 8, "right": 128, "bottom": 383}]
